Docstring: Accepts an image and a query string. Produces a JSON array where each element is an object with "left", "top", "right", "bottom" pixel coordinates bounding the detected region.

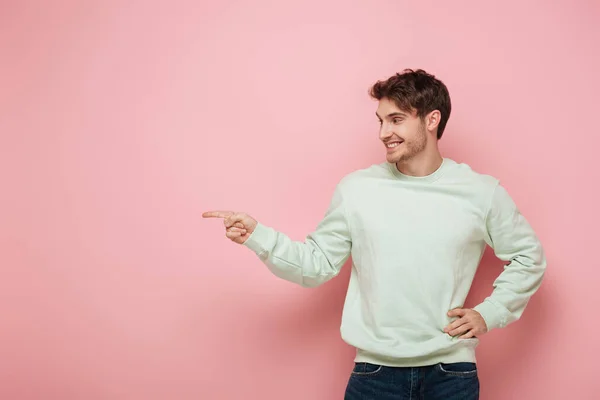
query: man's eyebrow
[{"left": 376, "top": 112, "right": 408, "bottom": 119}]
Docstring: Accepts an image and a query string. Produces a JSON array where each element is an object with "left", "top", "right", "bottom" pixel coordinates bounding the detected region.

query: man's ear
[{"left": 426, "top": 110, "right": 441, "bottom": 133}]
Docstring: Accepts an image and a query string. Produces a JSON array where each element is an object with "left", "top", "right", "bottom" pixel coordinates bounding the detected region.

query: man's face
[{"left": 376, "top": 97, "right": 428, "bottom": 164}]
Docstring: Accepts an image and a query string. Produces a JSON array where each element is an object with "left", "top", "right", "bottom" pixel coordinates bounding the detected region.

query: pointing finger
[{"left": 202, "top": 211, "right": 233, "bottom": 219}]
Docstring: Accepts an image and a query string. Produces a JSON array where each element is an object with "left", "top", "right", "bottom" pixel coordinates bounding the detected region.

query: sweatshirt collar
[{"left": 387, "top": 157, "right": 455, "bottom": 183}]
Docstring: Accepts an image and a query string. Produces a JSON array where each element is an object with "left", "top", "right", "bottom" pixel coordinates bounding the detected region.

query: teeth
[{"left": 387, "top": 142, "right": 401, "bottom": 148}]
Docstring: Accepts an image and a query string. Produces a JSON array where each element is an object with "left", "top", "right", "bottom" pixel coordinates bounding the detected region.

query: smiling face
[{"left": 376, "top": 97, "right": 429, "bottom": 164}]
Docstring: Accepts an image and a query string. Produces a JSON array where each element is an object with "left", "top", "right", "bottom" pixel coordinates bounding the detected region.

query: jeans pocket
[
  {"left": 436, "top": 362, "right": 477, "bottom": 377},
  {"left": 351, "top": 362, "right": 383, "bottom": 376}
]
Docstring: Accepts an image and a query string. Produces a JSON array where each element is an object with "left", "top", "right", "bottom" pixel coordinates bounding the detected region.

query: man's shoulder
[
  {"left": 337, "top": 162, "right": 390, "bottom": 186},
  {"left": 447, "top": 158, "right": 500, "bottom": 188}
]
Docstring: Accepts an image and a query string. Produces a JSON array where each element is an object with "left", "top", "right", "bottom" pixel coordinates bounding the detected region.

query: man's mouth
[{"left": 385, "top": 140, "right": 403, "bottom": 148}]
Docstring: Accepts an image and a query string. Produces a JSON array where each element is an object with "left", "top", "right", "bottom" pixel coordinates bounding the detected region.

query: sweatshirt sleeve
[
  {"left": 473, "top": 183, "right": 547, "bottom": 331},
  {"left": 242, "top": 182, "right": 352, "bottom": 288}
]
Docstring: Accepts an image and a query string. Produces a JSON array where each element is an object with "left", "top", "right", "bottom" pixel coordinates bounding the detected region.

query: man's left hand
[{"left": 444, "top": 308, "right": 488, "bottom": 339}]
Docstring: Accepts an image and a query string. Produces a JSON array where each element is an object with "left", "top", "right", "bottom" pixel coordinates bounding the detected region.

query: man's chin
[{"left": 386, "top": 152, "right": 403, "bottom": 163}]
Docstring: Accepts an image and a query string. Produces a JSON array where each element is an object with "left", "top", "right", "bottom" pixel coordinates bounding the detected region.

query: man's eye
[{"left": 393, "top": 118, "right": 403, "bottom": 124}]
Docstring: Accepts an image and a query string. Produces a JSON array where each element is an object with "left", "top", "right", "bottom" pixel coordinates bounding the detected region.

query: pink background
[{"left": 1, "top": 1, "right": 599, "bottom": 399}]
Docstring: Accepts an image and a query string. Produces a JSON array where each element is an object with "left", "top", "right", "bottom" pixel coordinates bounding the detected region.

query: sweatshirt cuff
[
  {"left": 243, "top": 222, "right": 272, "bottom": 255},
  {"left": 473, "top": 300, "right": 508, "bottom": 331}
]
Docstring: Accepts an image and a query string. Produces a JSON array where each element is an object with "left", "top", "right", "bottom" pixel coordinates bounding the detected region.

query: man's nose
[{"left": 379, "top": 123, "right": 394, "bottom": 140}]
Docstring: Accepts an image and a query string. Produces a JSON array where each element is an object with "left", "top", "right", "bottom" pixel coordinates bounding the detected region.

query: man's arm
[
  {"left": 472, "top": 183, "right": 547, "bottom": 331},
  {"left": 203, "top": 182, "right": 352, "bottom": 288}
]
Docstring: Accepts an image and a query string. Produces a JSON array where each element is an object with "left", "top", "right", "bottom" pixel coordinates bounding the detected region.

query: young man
[{"left": 203, "top": 69, "right": 546, "bottom": 399}]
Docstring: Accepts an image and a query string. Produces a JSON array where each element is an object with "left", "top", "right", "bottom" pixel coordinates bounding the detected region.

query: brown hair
[{"left": 369, "top": 69, "right": 451, "bottom": 139}]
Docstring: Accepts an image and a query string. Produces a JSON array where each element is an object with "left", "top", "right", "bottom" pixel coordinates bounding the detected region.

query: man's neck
[{"left": 396, "top": 151, "right": 444, "bottom": 177}]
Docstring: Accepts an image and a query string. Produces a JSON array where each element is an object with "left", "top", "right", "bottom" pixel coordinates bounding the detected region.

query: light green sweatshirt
[{"left": 243, "top": 158, "right": 546, "bottom": 367}]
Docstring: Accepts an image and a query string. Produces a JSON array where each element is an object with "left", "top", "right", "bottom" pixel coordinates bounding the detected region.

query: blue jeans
[{"left": 344, "top": 362, "right": 479, "bottom": 400}]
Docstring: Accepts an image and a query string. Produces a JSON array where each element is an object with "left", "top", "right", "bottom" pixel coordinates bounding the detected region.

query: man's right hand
[{"left": 202, "top": 211, "right": 258, "bottom": 244}]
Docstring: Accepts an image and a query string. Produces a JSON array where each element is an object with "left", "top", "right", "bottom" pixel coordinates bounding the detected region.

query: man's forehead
[{"left": 376, "top": 103, "right": 413, "bottom": 118}]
